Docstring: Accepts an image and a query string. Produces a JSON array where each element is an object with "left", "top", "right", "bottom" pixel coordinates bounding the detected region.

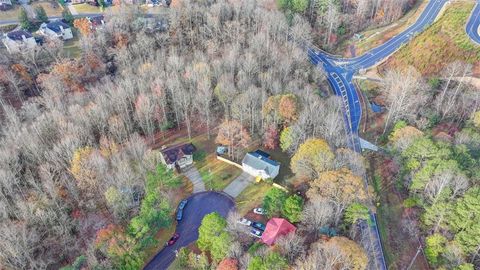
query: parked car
[
  {"left": 176, "top": 210, "right": 184, "bottom": 221},
  {"left": 253, "top": 207, "right": 266, "bottom": 215},
  {"left": 238, "top": 218, "right": 252, "bottom": 226},
  {"left": 251, "top": 222, "right": 266, "bottom": 231},
  {"left": 250, "top": 228, "right": 262, "bottom": 238},
  {"left": 178, "top": 199, "right": 188, "bottom": 210},
  {"left": 166, "top": 233, "right": 180, "bottom": 246}
]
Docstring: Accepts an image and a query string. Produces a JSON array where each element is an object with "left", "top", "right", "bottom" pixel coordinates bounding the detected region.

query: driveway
[
  {"left": 182, "top": 166, "right": 205, "bottom": 193},
  {"left": 143, "top": 191, "right": 235, "bottom": 270},
  {"left": 223, "top": 172, "right": 254, "bottom": 198}
]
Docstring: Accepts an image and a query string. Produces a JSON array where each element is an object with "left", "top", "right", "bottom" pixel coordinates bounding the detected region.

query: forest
[{"left": 1, "top": 0, "right": 479, "bottom": 269}]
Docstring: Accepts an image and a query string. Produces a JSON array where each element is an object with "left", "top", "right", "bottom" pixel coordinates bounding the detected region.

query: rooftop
[
  {"left": 46, "top": 21, "right": 70, "bottom": 33},
  {"left": 160, "top": 143, "right": 196, "bottom": 164},
  {"left": 242, "top": 151, "right": 279, "bottom": 175},
  {"left": 7, "top": 30, "right": 32, "bottom": 41}
]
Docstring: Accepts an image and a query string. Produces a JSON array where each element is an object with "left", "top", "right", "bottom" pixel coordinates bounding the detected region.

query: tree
[
  {"left": 263, "top": 125, "right": 280, "bottom": 150},
  {"left": 389, "top": 125, "right": 423, "bottom": 151},
  {"left": 217, "top": 258, "right": 239, "bottom": 270},
  {"left": 381, "top": 67, "right": 429, "bottom": 134},
  {"left": 291, "top": 138, "right": 334, "bottom": 179},
  {"left": 282, "top": 195, "right": 304, "bottom": 223},
  {"left": 248, "top": 251, "right": 288, "bottom": 270},
  {"left": 297, "top": 236, "right": 368, "bottom": 270},
  {"left": 263, "top": 188, "right": 288, "bottom": 218},
  {"left": 35, "top": 6, "right": 48, "bottom": 23},
  {"left": 198, "top": 213, "right": 231, "bottom": 262},
  {"left": 216, "top": 120, "right": 251, "bottom": 160},
  {"left": 62, "top": 10, "right": 74, "bottom": 25},
  {"left": 307, "top": 168, "right": 369, "bottom": 226},
  {"left": 74, "top": 18, "right": 92, "bottom": 36},
  {"left": 278, "top": 94, "right": 299, "bottom": 124},
  {"left": 425, "top": 234, "right": 447, "bottom": 266},
  {"left": 344, "top": 203, "right": 370, "bottom": 225},
  {"left": 276, "top": 232, "right": 306, "bottom": 263},
  {"left": 19, "top": 8, "right": 33, "bottom": 31},
  {"left": 301, "top": 199, "right": 334, "bottom": 236}
]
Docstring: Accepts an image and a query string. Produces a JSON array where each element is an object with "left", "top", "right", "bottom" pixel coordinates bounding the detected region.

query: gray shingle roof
[
  {"left": 242, "top": 152, "right": 279, "bottom": 174},
  {"left": 47, "top": 21, "right": 70, "bottom": 33},
  {"left": 7, "top": 30, "right": 32, "bottom": 41}
]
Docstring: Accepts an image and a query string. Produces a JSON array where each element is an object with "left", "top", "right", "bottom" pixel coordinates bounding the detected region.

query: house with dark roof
[
  {"left": 0, "top": 0, "right": 12, "bottom": 11},
  {"left": 40, "top": 21, "right": 73, "bottom": 40},
  {"left": 89, "top": 15, "right": 105, "bottom": 29},
  {"left": 159, "top": 143, "right": 197, "bottom": 170},
  {"left": 2, "top": 30, "right": 36, "bottom": 53},
  {"left": 242, "top": 150, "right": 280, "bottom": 180}
]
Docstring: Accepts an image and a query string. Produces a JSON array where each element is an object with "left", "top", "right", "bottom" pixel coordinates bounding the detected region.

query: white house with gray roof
[
  {"left": 40, "top": 21, "right": 73, "bottom": 40},
  {"left": 2, "top": 30, "right": 36, "bottom": 54},
  {"left": 241, "top": 150, "right": 280, "bottom": 180}
]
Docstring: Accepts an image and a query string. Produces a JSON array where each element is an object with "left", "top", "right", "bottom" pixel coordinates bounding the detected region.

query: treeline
[
  {"left": 277, "top": 0, "right": 416, "bottom": 47},
  {"left": 0, "top": 0, "right": 347, "bottom": 269}
]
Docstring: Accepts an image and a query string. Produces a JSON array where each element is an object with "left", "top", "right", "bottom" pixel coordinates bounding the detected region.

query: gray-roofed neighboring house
[
  {"left": 3, "top": 30, "right": 36, "bottom": 54},
  {"left": 242, "top": 150, "right": 280, "bottom": 180},
  {"left": 40, "top": 21, "right": 73, "bottom": 40}
]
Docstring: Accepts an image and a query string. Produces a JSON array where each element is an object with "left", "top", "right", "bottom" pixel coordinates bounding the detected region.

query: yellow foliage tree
[
  {"left": 389, "top": 125, "right": 423, "bottom": 151},
  {"left": 290, "top": 138, "right": 334, "bottom": 179},
  {"left": 307, "top": 168, "right": 369, "bottom": 225},
  {"left": 472, "top": 111, "right": 480, "bottom": 129},
  {"left": 323, "top": 237, "right": 368, "bottom": 270},
  {"left": 70, "top": 146, "right": 96, "bottom": 191}
]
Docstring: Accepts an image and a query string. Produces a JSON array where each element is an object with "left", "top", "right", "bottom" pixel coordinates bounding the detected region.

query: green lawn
[
  {"left": 31, "top": 1, "right": 63, "bottom": 17},
  {"left": 63, "top": 34, "right": 81, "bottom": 58},
  {"left": 196, "top": 155, "right": 242, "bottom": 191},
  {"left": 72, "top": 3, "right": 102, "bottom": 14},
  {"left": 235, "top": 182, "right": 272, "bottom": 215}
]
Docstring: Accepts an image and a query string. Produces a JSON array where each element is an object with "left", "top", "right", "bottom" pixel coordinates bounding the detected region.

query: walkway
[
  {"left": 182, "top": 166, "right": 205, "bottom": 193},
  {"left": 223, "top": 172, "right": 254, "bottom": 198}
]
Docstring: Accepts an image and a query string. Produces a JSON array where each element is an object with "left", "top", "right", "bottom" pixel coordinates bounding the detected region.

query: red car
[{"left": 167, "top": 233, "right": 180, "bottom": 246}]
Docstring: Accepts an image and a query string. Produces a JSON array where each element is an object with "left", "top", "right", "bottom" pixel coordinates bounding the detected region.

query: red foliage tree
[
  {"left": 263, "top": 125, "right": 279, "bottom": 150},
  {"left": 217, "top": 258, "right": 238, "bottom": 270}
]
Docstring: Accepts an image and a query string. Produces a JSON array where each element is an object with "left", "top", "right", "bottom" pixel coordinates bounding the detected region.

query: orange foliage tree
[
  {"left": 73, "top": 18, "right": 92, "bottom": 36},
  {"left": 217, "top": 258, "right": 239, "bottom": 270},
  {"left": 216, "top": 120, "right": 251, "bottom": 160}
]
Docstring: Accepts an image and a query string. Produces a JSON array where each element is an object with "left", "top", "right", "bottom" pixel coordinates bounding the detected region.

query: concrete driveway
[
  {"left": 143, "top": 191, "right": 235, "bottom": 270},
  {"left": 182, "top": 166, "right": 205, "bottom": 193},
  {"left": 223, "top": 172, "right": 254, "bottom": 198}
]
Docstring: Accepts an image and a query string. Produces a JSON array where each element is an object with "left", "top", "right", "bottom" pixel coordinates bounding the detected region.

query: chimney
[
  {"left": 59, "top": 25, "right": 64, "bottom": 33},
  {"left": 21, "top": 34, "right": 27, "bottom": 42}
]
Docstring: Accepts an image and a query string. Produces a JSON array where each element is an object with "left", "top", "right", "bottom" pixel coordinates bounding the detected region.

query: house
[
  {"left": 89, "top": 15, "right": 105, "bottom": 29},
  {"left": 2, "top": 30, "right": 37, "bottom": 54},
  {"left": 241, "top": 150, "right": 280, "bottom": 180},
  {"left": 0, "top": 0, "right": 12, "bottom": 11},
  {"left": 40, "top": 21, "right": 74, "bottom": 40},
  {"left": 159, "top": 143, "right": 196, "bottom": 170},
  {"left": 261, "top": 218, "right": 296, "bottom": 246}
]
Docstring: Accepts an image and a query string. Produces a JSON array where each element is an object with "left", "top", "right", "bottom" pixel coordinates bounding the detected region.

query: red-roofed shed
[{"left": 261, "top": 218, "right": 296, "bottom": 246}]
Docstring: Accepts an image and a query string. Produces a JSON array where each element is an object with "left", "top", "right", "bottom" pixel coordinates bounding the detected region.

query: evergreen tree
[
  {"left": 19, "top": 8, "right": 33, "bottom": 30},
  {"left": 35, "top": 6, "right": 48, "bottom": 23}
]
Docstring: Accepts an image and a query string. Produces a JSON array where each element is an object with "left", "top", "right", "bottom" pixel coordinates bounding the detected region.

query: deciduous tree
[{"left": 291, "top": 138, "right": 334, "bottom": 179}]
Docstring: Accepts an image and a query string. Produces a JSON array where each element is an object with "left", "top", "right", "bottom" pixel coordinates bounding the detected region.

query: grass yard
[
  {"left": 268, "top": 148, "right": 293, "bottom": 185},
  {"left": 196, "top": 155, "right": 242, "bottom": 191},
  {"left": 72, "top": 3, "right": 102, "bottom": 14},
  {"left": 63, "top": 34, "right": 81, "bottom": 58},
  {"left": 235, "top": 182, "right": 272, "bottom": 215},
  {"left": 0, "top": 5, "right": 21, "bottom": 21},
  {"left": 382, "top": 1, "right": 480, "bottom": 76},
  {"left": 31, "top": 1, "right": 63, "bottom": 17}
]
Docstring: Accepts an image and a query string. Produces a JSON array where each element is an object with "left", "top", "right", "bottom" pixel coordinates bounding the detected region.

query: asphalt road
[
  {"left": 466, "top": 0, "right": 480, "bottom": 45},
  {"left": 143, "top": 191, "right": 235, "bottom": 270}
]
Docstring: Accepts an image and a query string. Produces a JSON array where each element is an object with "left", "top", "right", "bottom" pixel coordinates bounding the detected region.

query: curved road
[
  {"left": 143, "top": 192, "right": 235, "bottom": 270},
  {"left": 467, "top": 0, "right": 480, "bottom": 44},
  {"left": 305, "top": 0, "right": 480, "bottom": 269}
]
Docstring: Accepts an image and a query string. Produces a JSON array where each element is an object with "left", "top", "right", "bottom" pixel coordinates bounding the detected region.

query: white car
[
  {"left": 253, "top": 208, "right": 266, "bottom": 215},
  {"left": 238, "top": 218, "right": 252, "bottom": 226},
  {"left": 250, "top": 228, "right": 262, "bottom": 238}
]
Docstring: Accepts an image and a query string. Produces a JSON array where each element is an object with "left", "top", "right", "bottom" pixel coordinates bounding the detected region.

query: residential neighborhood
[{"left": 0, "top": 0, "right": 479, "bottom": 270}]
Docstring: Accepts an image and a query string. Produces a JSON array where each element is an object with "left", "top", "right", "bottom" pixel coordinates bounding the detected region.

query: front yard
[
  {"left": 72, "top": 3, "right": 102, "bottom": 14},
  {"left": 235, "top": 182, "right": 272, "bottom": 215},
  {"left": 31, "top": 1, "right": 63, "bottom": 17},
  {"left": 0, "top": 5, "right": 21, "bottom": 21}
]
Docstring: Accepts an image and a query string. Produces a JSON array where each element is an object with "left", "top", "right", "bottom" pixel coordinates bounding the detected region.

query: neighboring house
[
  {"left": 2, "top": 30, "right": 37, "bottom": 54},
  {"left": 242, "top": 150, "right": 280, "bottom": 180},
  {"left": 261, "top": 218, "right": 296, "bottom": 246},
  {"left": 0, "top": 0, "right": 12, "bottom": 11},
  {"left": 159, "top": 143, "right": 197, "bottom": 170},
  {"left": 40, "top": 21, "right": 74, "bottom": 40},
  {"left": 89, "top": 15, "right": 105, "bottom": 29}
]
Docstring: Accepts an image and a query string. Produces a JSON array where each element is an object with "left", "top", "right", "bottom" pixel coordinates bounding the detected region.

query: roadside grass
[
  {"left": 337, "top": 0, "right": 426, "bottom": 56},
  {"left": 0, "top": 5, "right": 21, "bottom": 21},
  {"left": 72, "top": 3, "right": 102, "bottom": 14},
  {"left": 31, "top": 1, "right": 63, "bottom": 17},
  {"left": 62, "top": 33, "right": 81, "bottom": 58},
  {"left": 197, "top": 156, "right": 242, "bottom": 191},
  {"left": 382, "top": 1, "right": 480, "bottom": 76},
  {"left": 235, "top": 182, "right": 272, "bottom": 215}
]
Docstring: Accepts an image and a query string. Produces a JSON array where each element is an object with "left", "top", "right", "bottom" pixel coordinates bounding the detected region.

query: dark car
[
  {"left": 166, "top": 233, "right": 180, "bottom": 246},
  {"left": 178, "top": 199, "right": 188, "bottom": 210},
  {"left": 176, "top": 199, "right": 188, "bottom": 221},
  {"left": 251, "top": 222, "right": 266, "bottom": 231}
]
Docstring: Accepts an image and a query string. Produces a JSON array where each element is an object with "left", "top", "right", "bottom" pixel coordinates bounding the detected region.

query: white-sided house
[
  {"left": 40, "top": 21, "right": 73, "bottom": 40},
  {"left": 242, "top": 150, "right": 280, "bottom": 180},
  {"left": 159, "top": 143, "right": 197, "bottom": 170},
  {"left": 2, "top": 30, "right": 36, "bottom": 54}
]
